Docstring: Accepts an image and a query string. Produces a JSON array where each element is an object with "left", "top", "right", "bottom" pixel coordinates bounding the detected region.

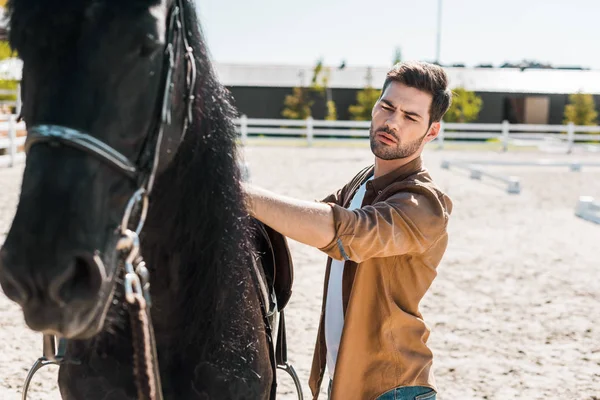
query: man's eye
[{"left": 406, "top": 116, "right": 416, "bottom": 122}]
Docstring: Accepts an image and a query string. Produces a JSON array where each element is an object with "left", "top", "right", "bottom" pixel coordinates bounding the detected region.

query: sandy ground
[{"left": 1, "top": 144, "right": 600, "bottom": 399}]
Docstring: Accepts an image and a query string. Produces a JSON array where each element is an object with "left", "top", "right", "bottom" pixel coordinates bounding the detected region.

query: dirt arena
[{"left": 1, "top": 144, "right": 599, "bottom": 399}]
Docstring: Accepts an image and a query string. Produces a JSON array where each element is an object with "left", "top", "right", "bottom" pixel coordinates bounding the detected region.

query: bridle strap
[
  {"left": 178, "top": 1, "right": 197, "bottom": 142},
  {"left": 23, "top": 0, "right": 195, "bottom": 193},
  {"left": 25, "top": 125, "right": 138, "bottom": 181}
]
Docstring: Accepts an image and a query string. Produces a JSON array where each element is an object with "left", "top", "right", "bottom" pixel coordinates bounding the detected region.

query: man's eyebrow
[
  {"left": 402, "top": 109, "right": 423, "bottom": 120},
  {"left": 381, "top": 99, "right": 395, "bottom": 108},
  {"left": 381, "top": 99, "right": 424, "bottom": 120}
]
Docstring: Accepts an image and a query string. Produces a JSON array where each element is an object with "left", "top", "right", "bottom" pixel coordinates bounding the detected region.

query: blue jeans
[
  {"left": 328, "top": 381, "right": 436, "bottom": 400},
  {"left": 376, "top": 386, "right": 436, "bottom": 400}
]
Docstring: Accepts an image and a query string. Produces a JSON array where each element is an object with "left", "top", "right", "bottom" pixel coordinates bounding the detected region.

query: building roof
[
  {"left": 2, "top": 58, "right": 600, "bottom": 95},
  {"left": 214, "top": 63, "right": 600, "bottom": 95}
]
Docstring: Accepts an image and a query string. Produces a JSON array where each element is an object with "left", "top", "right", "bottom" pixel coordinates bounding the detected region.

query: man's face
[{"left": 370, "top": 81, "right": 440, "bottom": 160}]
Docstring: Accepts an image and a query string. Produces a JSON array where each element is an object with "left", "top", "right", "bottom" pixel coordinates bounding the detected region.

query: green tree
[
  {"left": 348, "top": 88, "right": 380, "bottom": 121},
  {"left": 325, "top": 100, "right": 337, "bottom": 121},
  {"left": 348, "top": 68, "right": 381, "bottom": 121},
  {"left": 282, "top": 86, "right": 312, "bottom": 120},
  {"left": 0, "top": 41, "right": 14, "bottom": 60},
  {"left": 443, "top": 87, "right": 483, "bottom": 123},
  {"left": 0, "top": 40, "right": 18, "bottom": 103},
  {"left": 310, "top": 59, "right": 337, "bottom": 120},
  {"left": 310, "top": 59, "right": 328, "bottom": 96},
  {"left": 563, "top": 92, "right": 598, "bottom": 126},
  {"left": 282, "top": 59, "right": 338, "bottom": 120}
]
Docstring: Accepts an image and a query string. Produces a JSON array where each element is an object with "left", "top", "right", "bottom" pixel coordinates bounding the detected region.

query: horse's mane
[{"left": 139, "top": 0, "right": 253, "bottom": 352}]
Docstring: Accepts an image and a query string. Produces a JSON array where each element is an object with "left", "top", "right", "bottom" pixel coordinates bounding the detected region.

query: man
[{"left": 244, "top": 61, "right": 453, "bottom": 400}]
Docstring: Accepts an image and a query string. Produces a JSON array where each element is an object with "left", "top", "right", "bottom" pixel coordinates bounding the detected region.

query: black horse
[{"left": 0, "top": 0, "right": 290, "bottom": 398}]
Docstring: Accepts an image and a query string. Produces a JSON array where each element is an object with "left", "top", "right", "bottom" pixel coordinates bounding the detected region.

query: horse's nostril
[
  {"left": 0, "top": 251, "right": 30, "bottom": 305},
  {"left": 50, "top": 255, "right": 103, "bottom": 305},
  {"left": 0, "top": 269, "right": 30, "bottom": 305}
]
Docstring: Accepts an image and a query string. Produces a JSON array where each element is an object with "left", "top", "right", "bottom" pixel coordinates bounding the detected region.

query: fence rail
[
  {"left": 234, "top": 116, "right": 600, "bottom": 152},
  {"left": 1, "top": 115, "right": 599, "bottom": 168}
]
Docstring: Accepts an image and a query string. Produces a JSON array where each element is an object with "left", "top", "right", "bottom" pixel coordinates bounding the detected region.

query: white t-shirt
[{"left": 325, "top": 177, "right": 372, "bottom": 378}]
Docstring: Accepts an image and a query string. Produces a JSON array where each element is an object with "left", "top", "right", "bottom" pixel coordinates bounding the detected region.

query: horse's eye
[{"left": 139, "top": 34, "right": 161, "bottom": 58}]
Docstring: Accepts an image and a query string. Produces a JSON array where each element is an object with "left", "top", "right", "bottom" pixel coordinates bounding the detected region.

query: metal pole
[{"left": 436, "top": 0, "right": 442, "bottom": 64}]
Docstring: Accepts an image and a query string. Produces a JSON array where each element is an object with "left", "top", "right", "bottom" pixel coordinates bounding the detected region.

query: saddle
[
  {"left": 250, "top": 218, "right": 302, "bottom": 399},
  {"left": 253, "top": 220, "right": 293, "bottom": 311}
]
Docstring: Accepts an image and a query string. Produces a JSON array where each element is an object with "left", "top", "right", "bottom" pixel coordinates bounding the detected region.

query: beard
[{"left": 369, "top": 124, "right": 427, "bottom": 161}]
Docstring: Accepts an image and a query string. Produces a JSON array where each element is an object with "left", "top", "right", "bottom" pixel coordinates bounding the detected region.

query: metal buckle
[
  {"left": 119, "top": 229, "right": 152, "bottom": 306},
  {"left": 121, "top": 189, "right": 149, "bottom": 237}
]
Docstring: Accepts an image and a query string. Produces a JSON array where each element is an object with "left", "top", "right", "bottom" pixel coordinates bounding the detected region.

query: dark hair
[{"left": 382, "top": 61, "right": 452, "bottom": 124}]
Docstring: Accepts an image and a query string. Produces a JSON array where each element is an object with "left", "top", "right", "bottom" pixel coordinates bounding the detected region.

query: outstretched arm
[{"left": 243, "top": 184, "right": 336, "bottom": 249}]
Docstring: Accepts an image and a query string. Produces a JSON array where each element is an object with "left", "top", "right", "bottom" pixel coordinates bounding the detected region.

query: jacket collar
[{"left": 366, "top": 156, "right": 424, "bottom": 193}]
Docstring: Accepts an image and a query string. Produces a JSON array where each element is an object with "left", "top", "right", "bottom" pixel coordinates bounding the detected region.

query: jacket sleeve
[
  {"left": 318, "top": 186, "right": 449, "bottom": 263},
  {"left": 320, "top": 188, "right": 343, "bottom": 205}
]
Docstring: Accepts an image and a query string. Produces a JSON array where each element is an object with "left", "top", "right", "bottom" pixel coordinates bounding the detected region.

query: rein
[{"left": 21, "top": 1, "right": 196, "bottom": 399}]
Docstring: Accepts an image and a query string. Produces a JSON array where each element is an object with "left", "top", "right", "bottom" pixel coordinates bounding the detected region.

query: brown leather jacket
[{"left": 309, "top": 157, "right": 453, "bottom": 400}]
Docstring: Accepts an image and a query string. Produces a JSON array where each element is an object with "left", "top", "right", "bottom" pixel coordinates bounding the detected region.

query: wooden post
[
  {"left": 502, "top": 120, "right": 510, "bottom": 152},
  {"left": 567, "top": 122, "right": 575, "bottom": 154},
  {"left": 306, "top": 116, "right": 314, "bottom": 146},
  {"left": 240, "top": 114, "right": 248, "bottom": 145},
  {"left": 16, "top": 83, "right": 22, "bottom": 117},
  {"left": 8, "top": 114, "right": 17, "bottom": 168}
]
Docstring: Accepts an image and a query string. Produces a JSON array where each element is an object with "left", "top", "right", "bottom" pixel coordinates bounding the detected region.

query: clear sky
[{"left": 195, "top": 0, "right": 599, "bottom": 70}]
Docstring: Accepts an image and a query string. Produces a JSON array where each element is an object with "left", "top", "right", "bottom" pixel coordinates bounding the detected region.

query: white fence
[
  {"left": 2, "top": 115, "right": 600, "bottom": 168},
  {"left": 0, "top": 115, "right": 26, "bottom": 168},
  {"left": 235, "top": 116, "right": 600, "bottom": 152}
]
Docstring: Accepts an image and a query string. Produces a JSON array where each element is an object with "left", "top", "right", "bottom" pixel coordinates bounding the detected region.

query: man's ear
[{"left": 424, "top": 121, "right": 441, "bottom": 144}]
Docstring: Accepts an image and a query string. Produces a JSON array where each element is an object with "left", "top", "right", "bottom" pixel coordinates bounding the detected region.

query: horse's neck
[{"left": 137, "top": 179, "right": 230, "bottom": 340}]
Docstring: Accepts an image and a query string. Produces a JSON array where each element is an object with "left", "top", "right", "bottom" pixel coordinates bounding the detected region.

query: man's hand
[{"left": 243, "top": 183, "right": 336, "bottom": 249}]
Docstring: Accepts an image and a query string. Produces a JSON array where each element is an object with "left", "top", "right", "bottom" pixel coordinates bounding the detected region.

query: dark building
[{"left": 215, "top": 63, "right": 600, "bottom": 124}]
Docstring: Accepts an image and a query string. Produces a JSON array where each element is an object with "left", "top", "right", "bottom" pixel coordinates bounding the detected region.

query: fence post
[
  {"left": 438, "top": 121, "right": 445, "bottom": 150},
  {"left": 306, "top": 116, "right": 314, "bottom": 146},
  {"left": 240, "top": 114, "right": 248, "bottom": 145},
  {"left": 567, "top": 122, "right": 575, "bottom": 154},
  {"left": 502, "top": 120, "right": 510, "bottom": 152},
  {"left": 16, "top": 83, "right": 22, "bottom": 117},
  {"left": 8, "top": 114, "right": 17, "bottom": 168}
]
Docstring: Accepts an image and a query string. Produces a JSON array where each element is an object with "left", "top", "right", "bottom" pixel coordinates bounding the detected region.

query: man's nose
[{"left": 382, "top": 121, "right": 399, "bottom": 136}]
